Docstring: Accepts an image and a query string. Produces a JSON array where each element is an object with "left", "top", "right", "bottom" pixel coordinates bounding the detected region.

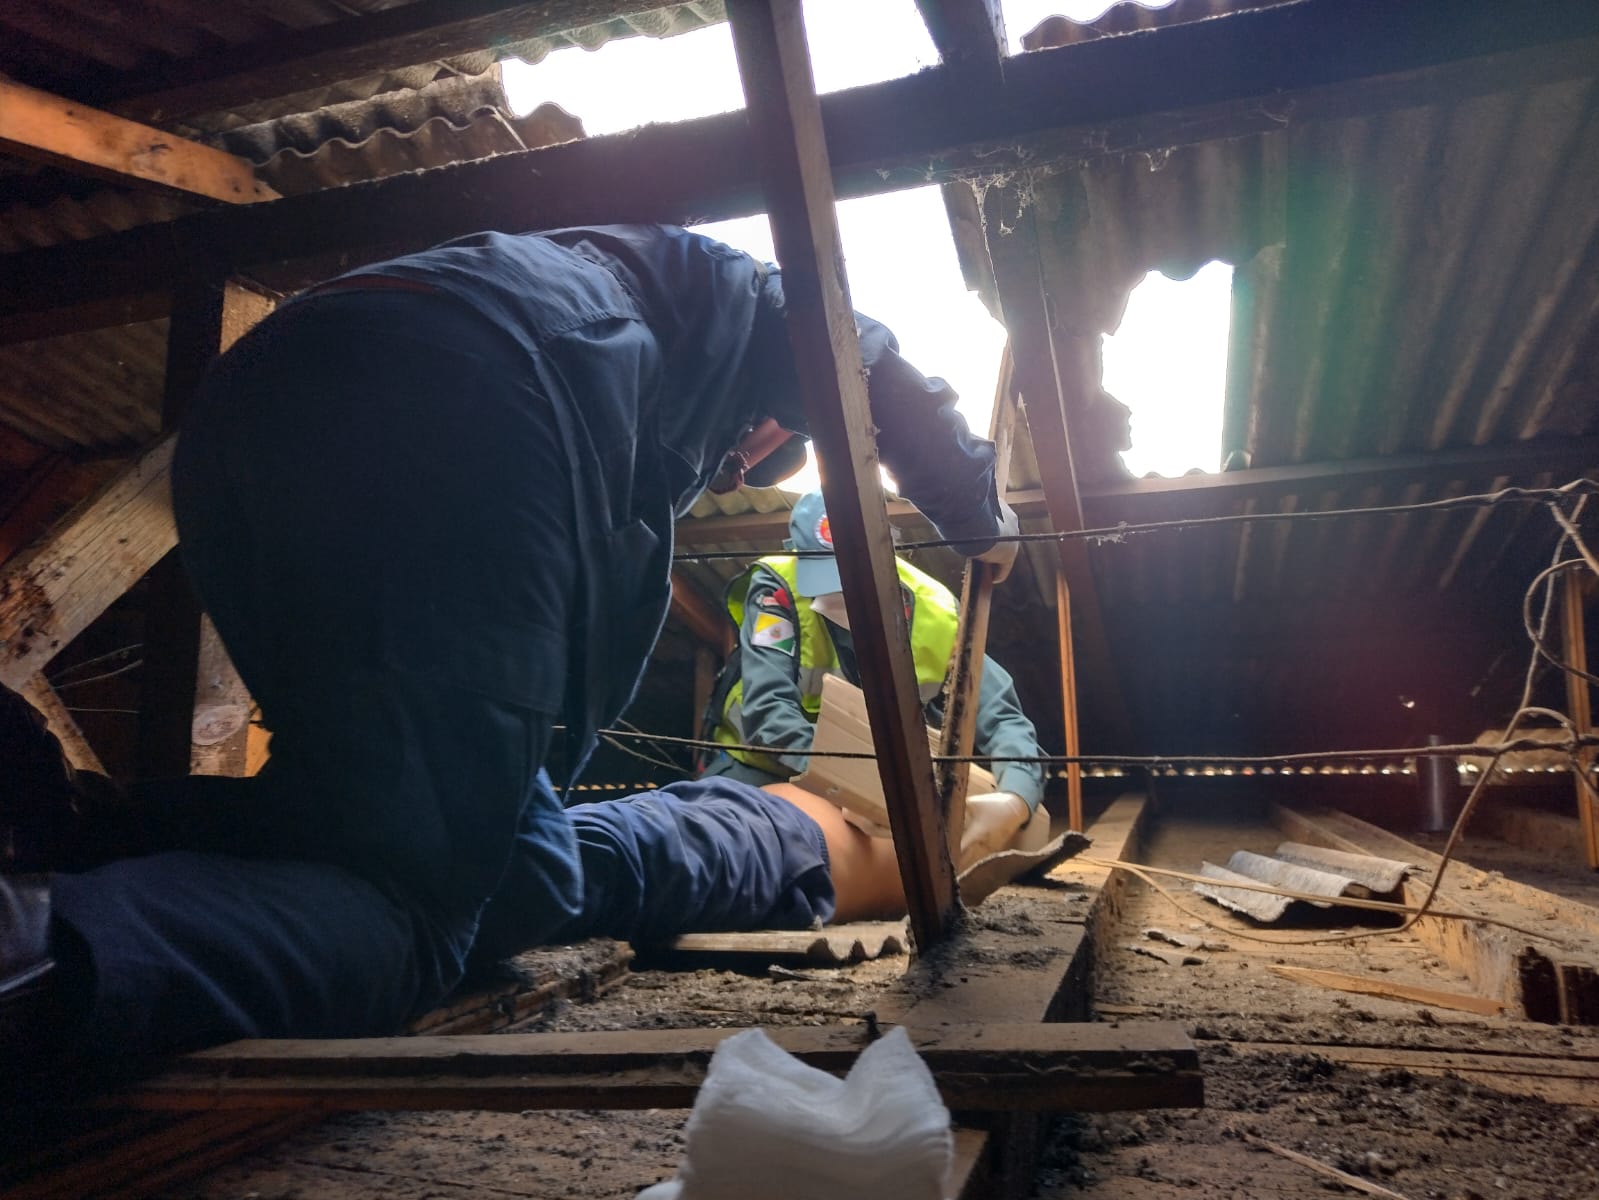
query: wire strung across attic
[
  {"left": 672, "top": 478, "right": 1599, "bottom": 563},
  {"left": 632, "top": 488, "right": 1599, "bottom": 948}
]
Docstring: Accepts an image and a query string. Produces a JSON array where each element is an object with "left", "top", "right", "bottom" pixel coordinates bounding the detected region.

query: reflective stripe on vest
[{"left": 715, "top": 555, "right": 960, "bottom": 774}]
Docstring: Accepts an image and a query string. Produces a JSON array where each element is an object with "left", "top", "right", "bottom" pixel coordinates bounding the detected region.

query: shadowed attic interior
[{"left": 2, "top": 0, "right": 1599, "bottom": 1196}]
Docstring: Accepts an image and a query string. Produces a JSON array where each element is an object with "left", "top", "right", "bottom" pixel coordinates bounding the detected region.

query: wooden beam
[
  {"left": 1562, "top": 567, "right": 1599, "bottom": 870},
  {"left": 914, "top": 0, "right": 1007, "bottom": 85},
  {"left": 1266, "top": 964, "right": 1504, "bottom": 1017},
  {"left": 1271, "top": 805, "right": 1599, "bottom": 1024},
  {"left": 123, "top": 1022, "right": 1201, "bottom": 1114},
  {"left": 7, "top": 0, "right": 1596, "bottom": 341},
  {"left": 728, "top": 0, "right": 958, "bottom": 944},
  {"left": 983, "top": 187, "right": 1132, "bottom": 750},
  {"left": 675, "top": 436, "right": 1599, "bottom": 549},
  {"left": 668, "top": 567, "right": 733, "bottom": 655},
  {"left": 0, "top": 78, "right": 277, "bottom": 204},
  {"left": 1083, "top": 434, "right": 1599, "bottom": 521},
  {"left": 16, "top": 674, "right": 106, "bottom": 775},
  {"left": 0, "top": 436, "right": 176, "bottom": 691},
  {"left": 1055, "top": 570, "right": 1083, "bottom": 831},
  {"left": 939, "top": 349, "right": 1016, "bottom": 870},
  {"left": 98, "top": 1, "right": 634, "bottom": 125},
  {"left": 137, "top": 280, "right": 274, "bottom": 780}
]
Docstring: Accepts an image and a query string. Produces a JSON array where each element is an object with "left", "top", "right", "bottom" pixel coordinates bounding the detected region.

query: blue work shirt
[{"left": 338, "top": 224, "right": 1002, "bottom": 778}]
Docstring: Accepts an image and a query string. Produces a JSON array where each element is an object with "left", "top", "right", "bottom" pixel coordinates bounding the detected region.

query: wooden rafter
[
  {"left": 727, "top": 0, "right": 959, "bottom": 944},
  {"left": 125, "top": 1022, "right": 1200, "bottom": 1114},
  {"left": 938, "top": 349, "right": 1016, "bottom": 867},
  {"left": 668, "top": 568, "right": 733, "bottom": 656},
  {"left": 6, "top": 0, "right": 1596, "bottom": 342},
  {"left": 0, "top": 79, "right": 277, "bottom": 204},
  {"left": 137, "top": 280, "right": 274, "bottom": 780},
  {"left": 983, "top": 187, "right": 1132, "bottom": 750},
  {"left": 675, "top": 435, "right": 1599, "bottom": 549},
  {"left": 0, "top": 436, "right": 177, "bottom": 692}
]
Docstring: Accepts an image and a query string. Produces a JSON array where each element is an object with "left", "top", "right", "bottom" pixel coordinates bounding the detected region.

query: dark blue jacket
[{"left": 343, "top": 224, "right": 1001, "bottom": 777}]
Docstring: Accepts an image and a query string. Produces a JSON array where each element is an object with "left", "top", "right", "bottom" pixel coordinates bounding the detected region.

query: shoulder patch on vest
[{"left": 751, "top": 611, "right": 796, "bottom": 653}]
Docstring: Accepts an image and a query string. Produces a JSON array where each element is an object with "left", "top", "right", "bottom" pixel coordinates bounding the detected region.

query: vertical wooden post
[
  {"left": 1055, "top": 570, "right": 1084, "bottom": 831},
  {"left": 138, "top": 277, "right": 273, "bottom": 780},
  {"left": 938, "top": 347, "right": 1016, "bottom": 867},
  {"left": 1562, "top": 568, "right": 1599, "bottom": 870},
  {"left": 728, "top": 0, "right": 959, "bottom": 943}
]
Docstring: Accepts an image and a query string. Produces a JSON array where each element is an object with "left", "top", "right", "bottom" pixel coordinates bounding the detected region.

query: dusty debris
[{"left": 1127, "top": 942, "right": 1206, "bottom": 967}]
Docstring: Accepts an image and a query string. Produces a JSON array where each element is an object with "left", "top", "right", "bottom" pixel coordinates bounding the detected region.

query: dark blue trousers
[{"left": 40, "top": 292, "right": 832, "bottom": 1065}]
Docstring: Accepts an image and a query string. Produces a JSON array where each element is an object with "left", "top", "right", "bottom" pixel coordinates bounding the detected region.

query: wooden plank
[
  {"left": 0, "top": 435, "right": 176, "bottom": 690},
  {"left": 1056, "top": 570, "right": 1083, "bottom": 831},
  {"left": 795, "top": 674, "right": 996, "bottom": 831},
  {"left": 669, "top": 567, "right": 733, "bottom": 655},
  {"left": 16, "top": 673, "right": 105, "bottom": 774},
  {"left": 728, "top": 0, "right": 957, "bottom": 944},
  {"left": 939, "top": 349, "right": 1016, "bottom": 866},
  {"left": 124, "top": 1021, "right": 1200, "bottom": 1114},
  {"left": 914, "top": 0, "right": 1007, "bottom": 85},
  {"left": 0, "top": 78, "right": 277, "bottom": 204},
  {"left": 1271, "top": 805, "right": 1599, "bottom": 1024},
  {"left": 983, "top": 186, "right": 1131, "bottom": 749},
  {"left": 1562, "top": 567, "right": 1599, "bottom": 869},
  {"left": 676, "top": 435, "right": 1599, "bottom": 549},
  {"left": 1239, "top": 1132, "right": 1414, "bottom": 1200},
  {"left": 100, "top": 1, "right": 630, "bottom": 125},
  {"left": 1266, "top": 964, "right": 1504, "bottom": 1017},
  {"left": 9, "top": 1, "right": 1598, "bottom": 340},
  {"left": 137, "top": 281, "right": 273, "bottom": 780}
]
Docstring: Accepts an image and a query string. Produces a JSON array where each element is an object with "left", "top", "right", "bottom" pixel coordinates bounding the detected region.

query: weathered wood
[
  {"left": 1239, "top": 1132, "right": 1414, "bottom": 1200},
  {"left": 795, "top": 674, "right": 996, "bottom": 831},
  {"left": 983, "top": 186, "right": 1131, "bottom": 751},
  {"left": 1271, "top": 805, "right": 1599, "bottom": 1024},
  {"left": 138, "top": 280, "right": 273, "bottom": 780},
  {"left": 17, "top": 673, "right": 105, "bottom": 774},
  {"left": 675, "top": 436, "right": 1599, "bottom": 549},
  {"left": 1562, "top": 567, "right": 1599, "bottom": 870},
  {"left": 729, "top": 0, "right": 957, "bottom": 944},
  {"left": 1056, "top": 570, "right": 1084, "bottom": 830},
  {"left": 1266, "top": 964, "right": 1504, "bottom": 1017},
  {"left": 9, "top": 2, "right": 1598, "bottom": 341},
  {"left": 940, "top": 350, "right": 1016, "bottom": 867},
  {"left": 124, "top": 1022, "right": 1201, "bottom": 1114},
  {"left": 0, "top": 78, "right": 277, "bottom": 204},
  {"left": 669, "top": 567, "right": 733, "bottom": 655},
  {"left": 0, "top": 436, "right": 176, "bottom": 690},
  {"left": 914, "top": 0, "right": 1006, "bottom": 87},
  {"left": 1471, "top": 803, "right": 1590, "bottom": 859}
]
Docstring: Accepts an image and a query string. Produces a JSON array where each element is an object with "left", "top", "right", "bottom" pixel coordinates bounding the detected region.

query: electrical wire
[{"left": 672, "top": 478, "right": 1599, "bottom": 563}]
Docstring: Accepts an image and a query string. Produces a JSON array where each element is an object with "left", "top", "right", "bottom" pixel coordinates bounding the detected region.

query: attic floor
[{"left": 73, "top": 807, "right": 1599, "bottom": 1199}]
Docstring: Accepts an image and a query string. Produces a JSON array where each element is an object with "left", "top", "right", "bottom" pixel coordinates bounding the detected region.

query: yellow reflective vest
[{"left": 713, "top": 555, "right": 959, "bottom": 775}]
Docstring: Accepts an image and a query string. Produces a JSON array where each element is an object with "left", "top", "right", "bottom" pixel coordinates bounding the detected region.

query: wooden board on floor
[
  {"left": 123, "top": 1021, "right": 1200, "bottom": 1115},
  {"left": 1267, "top": 964, "right": 1504, "bottom": 1016}
]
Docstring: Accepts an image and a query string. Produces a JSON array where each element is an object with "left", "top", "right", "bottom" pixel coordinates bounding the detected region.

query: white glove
[
  {"left": 957, "top": 791, "right": 1032, "bottom": 872},
  {"left": 973, "top": 501, "right": 1019, "bottom": 584}
]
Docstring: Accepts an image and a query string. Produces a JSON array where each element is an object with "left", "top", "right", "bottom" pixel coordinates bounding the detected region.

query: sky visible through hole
[{"left": 501, "top": 0, "right": 1229, "bottom": 485}]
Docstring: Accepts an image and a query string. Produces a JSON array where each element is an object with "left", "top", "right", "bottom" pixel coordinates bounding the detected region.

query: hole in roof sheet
[
  {"left": 500, "top": 1, "right": 937, "bottom": 133},
  {"left": 1105, "top": 261, "right": 1234, "bottom": 478}
]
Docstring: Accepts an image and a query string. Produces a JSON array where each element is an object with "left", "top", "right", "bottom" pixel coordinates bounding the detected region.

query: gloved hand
[
  {"left": 957, "top": 790, "right": 1032, "bottom": 872},
  {"left": 973, "top": 501, "right": 1020, "bottom": 584}
]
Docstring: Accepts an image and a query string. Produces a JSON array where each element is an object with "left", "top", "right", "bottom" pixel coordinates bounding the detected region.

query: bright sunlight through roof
[{"left": 501, "top": 0, "right": 1227, "bottom": 485}]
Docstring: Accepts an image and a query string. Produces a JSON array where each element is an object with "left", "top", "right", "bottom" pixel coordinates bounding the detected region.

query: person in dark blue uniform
[{"left": 0, "top": 224, "right": 1013, "bottom": 1076}]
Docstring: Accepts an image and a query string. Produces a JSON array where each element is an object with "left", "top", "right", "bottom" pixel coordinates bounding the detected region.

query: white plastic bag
[{"left": 638, "top": 1026, "right": 952, "bottom": 1200}]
